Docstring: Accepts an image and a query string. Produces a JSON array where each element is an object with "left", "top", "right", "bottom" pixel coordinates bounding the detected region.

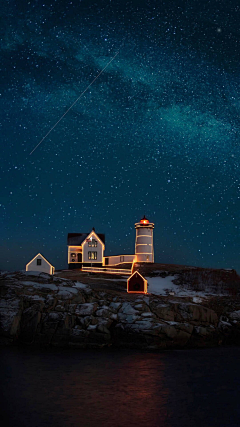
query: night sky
[{"left": 1, "top": 0, "right": 240, "bottom": 272}]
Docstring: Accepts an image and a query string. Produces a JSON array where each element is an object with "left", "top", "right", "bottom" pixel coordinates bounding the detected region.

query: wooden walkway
[{"left": 82, "top": 266, "right": 132, "bottom": 276}]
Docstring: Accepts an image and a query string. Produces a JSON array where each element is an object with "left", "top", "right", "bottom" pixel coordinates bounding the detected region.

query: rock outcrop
[{"left": 1, "top": 271, "right": 240, "bottom": 349}]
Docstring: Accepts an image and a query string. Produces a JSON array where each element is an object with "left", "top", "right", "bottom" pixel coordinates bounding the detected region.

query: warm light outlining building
[
  {"left": 67, "top": 228, "right": 105, "bottom": 269},
  {"left": 127, "top": 271, "right": 148, "bottom": 294},
  {"left": 26, "top": 253, "right": 55, "bottom": 275},
  {"left": 67, "top": 216, "right": 154, "bottom": 269},
  {"left": 135, "top": 215, "right": 154, "bottom": 263}
]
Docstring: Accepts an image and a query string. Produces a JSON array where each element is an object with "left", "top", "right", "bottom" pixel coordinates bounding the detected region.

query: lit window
[
  {"left": 88, "top": 251, "right": 97, "bottom": 260},
  {"left": 37, "top": 259, "right": 42, "bottom": 265},
  {"left": 71, "top": 253, "right": 76, "bottom": 257},
  {"left": 88, "top": 239, "right": 98, "bottom": 247},
  {"left": 120, "top": 256, "right": 124, "bottom": 262}
]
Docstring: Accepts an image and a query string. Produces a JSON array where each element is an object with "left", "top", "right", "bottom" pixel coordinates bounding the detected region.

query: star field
[{"left": 1, "top": 0, "right": 240, "bottom": 271}]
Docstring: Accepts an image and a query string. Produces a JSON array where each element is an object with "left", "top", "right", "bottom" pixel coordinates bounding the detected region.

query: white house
[
  {"left": 26, "top": 253, "right": 55, "bottom": 275},
  {"left": 68, "top": 228, "right": 105, "bottom": 269}
]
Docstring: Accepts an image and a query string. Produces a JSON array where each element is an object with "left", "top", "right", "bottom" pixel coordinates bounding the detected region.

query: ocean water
[{"left": 1, "top": 346, "right": 240, "bottom": 427}]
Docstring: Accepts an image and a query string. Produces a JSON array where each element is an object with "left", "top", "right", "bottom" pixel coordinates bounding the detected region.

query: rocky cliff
[{"left": 1, "top": 270, "right": 240, "bottom": 349}]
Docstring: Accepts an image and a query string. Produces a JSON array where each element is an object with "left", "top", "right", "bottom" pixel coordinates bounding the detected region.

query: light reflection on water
[{"left": 1, "top": 347, "right": 240, "bottom": 426}]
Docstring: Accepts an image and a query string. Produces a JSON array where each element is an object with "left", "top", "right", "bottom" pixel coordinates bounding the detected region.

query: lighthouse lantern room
[{"left": 135, "top": 215, "right": 154, "bottom": 263}]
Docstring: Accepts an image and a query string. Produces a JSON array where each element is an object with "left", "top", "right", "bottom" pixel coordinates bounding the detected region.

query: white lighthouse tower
[{"left": 135, "top": 215, "right": 154, "bottom": 263}]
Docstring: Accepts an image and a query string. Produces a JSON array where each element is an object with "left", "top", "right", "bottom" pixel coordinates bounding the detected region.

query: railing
[{"left": 82, "top": 266, "right": 131, "bottom": 275}]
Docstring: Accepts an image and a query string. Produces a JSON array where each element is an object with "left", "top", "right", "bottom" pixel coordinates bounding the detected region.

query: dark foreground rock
[{"left": 1, "top": 271, "right": 240, "bottom": 349}]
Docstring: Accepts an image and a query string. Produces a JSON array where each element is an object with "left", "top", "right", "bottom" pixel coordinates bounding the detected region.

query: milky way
[{"left": 1, "top": 0, "right": 240, "bottom": 271}]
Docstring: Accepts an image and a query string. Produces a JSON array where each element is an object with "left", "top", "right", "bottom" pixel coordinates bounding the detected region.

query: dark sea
[{"left": 1, "top": 346, "right": 240, "bottom": 427}]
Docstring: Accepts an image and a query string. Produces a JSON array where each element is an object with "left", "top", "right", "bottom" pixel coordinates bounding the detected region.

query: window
[
  {"left": 88, "top": 251, "right": 97, "bottom": 260},
  {"left": 88, "top": 239, "right": 98, "bottom": 247},
  {"left": 120, "top": 256, "right": 124, "bottom": 262},
  {"left": 71, "top": 253, "right": 76, "bottom": 257},
  {"left": 37, "top": 259, "right": 42, "bottom": 265}
]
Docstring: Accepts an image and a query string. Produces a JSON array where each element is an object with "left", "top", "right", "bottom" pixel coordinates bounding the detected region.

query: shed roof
[{"left": 26, "top": 253, "right": 54, "bottom": 268}]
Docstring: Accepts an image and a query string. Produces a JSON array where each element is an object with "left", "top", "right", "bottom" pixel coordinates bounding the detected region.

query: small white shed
[{"left": 26, "top": 253, "right": 55, "bottom": 275}]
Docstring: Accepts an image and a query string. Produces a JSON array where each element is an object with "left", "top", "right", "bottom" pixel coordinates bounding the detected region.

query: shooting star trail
[{"left": 29, "top": 50, "right": 120, "bottom": 155}]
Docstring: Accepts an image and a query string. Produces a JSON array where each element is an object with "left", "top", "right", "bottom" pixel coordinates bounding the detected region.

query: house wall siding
[
  {"left": 68, "top": 246, "right": 82, "bottom": 264},
  {"left": 26, "top": 256, "right": 53, "bottom": 274},
  {"left": 82, "top": 232, "right": 104, "bottom": 263},
  {"left": 82, "top": 243, "right": 103, "bottom": 263}
]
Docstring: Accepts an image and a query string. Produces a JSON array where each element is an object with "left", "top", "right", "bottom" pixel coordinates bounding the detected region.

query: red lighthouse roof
[{"left": 140, "top": 215, "right": 149, "bottom": 224}]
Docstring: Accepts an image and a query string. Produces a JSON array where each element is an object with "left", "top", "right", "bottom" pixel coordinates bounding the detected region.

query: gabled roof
[
  {"left": 67, "top": 233, "right": 89, "bottom": 245},
  {"left": 26, "top": 253, "right": 54, "bottom": 268},
  {"left": 81, "top": 230, "right": 105, "bottom": 248},
  {"left": 68, "top": 232, "right": 105, "bottom": 245},
  {"left": 127, "top": 270, "right": 146, "bottom": 281}
]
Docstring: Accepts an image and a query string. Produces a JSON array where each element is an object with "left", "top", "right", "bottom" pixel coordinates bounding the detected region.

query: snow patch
[
  {"left": 229, "top": 310, "right": 240, "bottom": 320},
  {"left": 20, "top": 281, "right": 58, "bottom": 291},
  {"left": 87, "top": 324, "right": 97, "bottom": 331},
  {"left": 192, "top": 297, "right": 203, "bottom": 303},
  {"left": 57, "top": 287, "right": 78, "bottom": 297},
  {"left": 76, "top": 303, "right": 97, "bottom": 316},
  {"left": 120, "top": 302, "right": 137, "bottom": 315},
  {"left": 141, "top": 312, "right": 154, "bottom": 318},
  {"left": 147, "top": 276, "right": 177, "bottom": 295},
  {"left": 132, "top": 319, "right": 153, "bottom": 330},
  {"left": 147, "top": 275, "right": 225, "bottom": 298},
  {"left": 73, "top": 282, "right": 89, "bottom": 289},
  {"left": 24, "top": 271, "right": 51, "bottom": 279},
  {"left": 23, "top": 295, "right": 45, "bottom": 302}
]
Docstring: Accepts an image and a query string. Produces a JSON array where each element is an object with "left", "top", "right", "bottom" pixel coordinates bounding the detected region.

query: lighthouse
[{"left": 135, "top": 215, "right": 154, "bottom": 263}]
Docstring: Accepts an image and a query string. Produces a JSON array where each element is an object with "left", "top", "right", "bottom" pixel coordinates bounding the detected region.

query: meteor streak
[{"left": 29, "top": 50, "right": 120, "bottom": 155}]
